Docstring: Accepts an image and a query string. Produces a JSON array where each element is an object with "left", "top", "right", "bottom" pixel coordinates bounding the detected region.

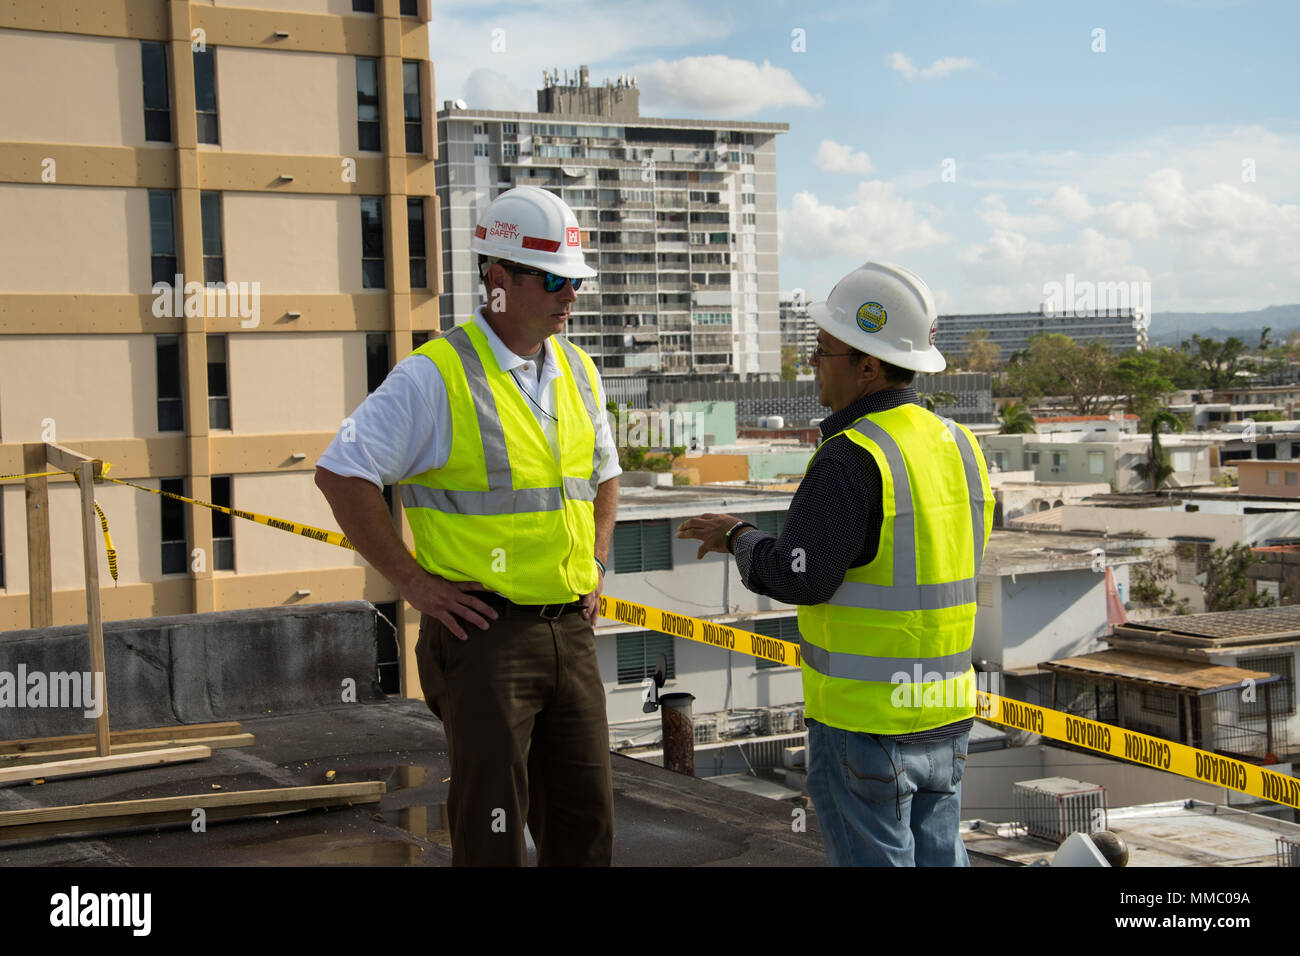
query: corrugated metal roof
[
  {"left": 1042, "top": 649, "right": 1278, "bottom": 693},
  {"left": 1139, "top": 605, "right": 1300, "bottom": 640}
]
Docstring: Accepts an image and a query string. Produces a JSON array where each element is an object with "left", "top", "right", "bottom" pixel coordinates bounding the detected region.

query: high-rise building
[
  {"left": 936, "top": 309, "right": 1144, "bottom": 361},
  {"left": 779, "top": 292, "right": 816, "bottom": 375},
  {"left": 0, "top": 0, "right": 434, "bottom": 694},
  {"left": 436, "top": 66, "right": 788, "bottom": 382}
]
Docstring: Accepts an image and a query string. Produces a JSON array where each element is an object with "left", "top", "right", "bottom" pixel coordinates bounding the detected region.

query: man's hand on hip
[
  {"left": 579, "top": 567, "right": 604, "bottom": 622},
  {"left": 400, "top": 570, "right": 498, "bottom": 641}
]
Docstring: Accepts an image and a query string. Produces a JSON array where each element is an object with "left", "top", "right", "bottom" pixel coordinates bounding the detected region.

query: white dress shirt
[{"left": 318, "top": 308, "right": 622, "bottom": 489}]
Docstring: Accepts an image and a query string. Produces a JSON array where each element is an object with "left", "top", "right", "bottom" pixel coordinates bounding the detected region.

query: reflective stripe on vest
[
  {"left": 798, "top": 642, "right": 973, "bottom": 684},
  {"left": 825, "top": 417, "right": 988, "bottom": 617}
]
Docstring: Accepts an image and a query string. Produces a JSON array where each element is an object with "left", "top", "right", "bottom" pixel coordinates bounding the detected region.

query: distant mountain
[{"left": 1149, "top": 304, "right": 1300, "bottom": 346}]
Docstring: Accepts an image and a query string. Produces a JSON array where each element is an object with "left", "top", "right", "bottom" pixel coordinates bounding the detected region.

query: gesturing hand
[
  {"left": 675, "top": 512, "right": 742, "bottom": 560},
  {"left": 401, "top": 571, "right": 499, "bottom": 641}
]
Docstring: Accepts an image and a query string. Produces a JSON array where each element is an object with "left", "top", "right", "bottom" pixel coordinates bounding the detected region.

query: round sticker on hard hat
[{"left": 856, "top": 301, "right": 887, "bottom": 334}]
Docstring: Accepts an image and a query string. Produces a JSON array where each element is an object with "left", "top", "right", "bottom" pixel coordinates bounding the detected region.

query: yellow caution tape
[
  {"left": 0, "top": 471, "right": 62, "bottom": 481},
  {"left": 598, "top": 595, "right": 1299, "bottom": 810},
  {"left": 92, "top": 502, "right": 118, "bottom": 584},
  {"left": 104, "top": 476, "right": 354, "bottom": 551},
  {"left": 44, "top": 459, "right": 1294, "bottom": 810}
]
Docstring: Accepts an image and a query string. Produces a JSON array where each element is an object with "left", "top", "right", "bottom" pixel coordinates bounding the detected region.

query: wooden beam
[
  {"left": 0, "top": 721, "right": 244, "bottom": 756},
  {"left": 43, "top": 442, "right": 104, "bottom": 477},
  {"left": 77, "top": 459, "right": 111, "bottom": 756},
  {"left": 0, "top": 745, "right": 211, "bottom": 788},
  {"left": 22, "top": 443, "right": 52, "bottom": 629},
  {"left": 0, "top": 734, "right": 253, "bottom": 768},
  {"left": 0, "top": 782, "right": 386, "bottom": 843}
]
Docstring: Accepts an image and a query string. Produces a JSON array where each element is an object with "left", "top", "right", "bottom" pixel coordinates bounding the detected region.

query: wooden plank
[
  {"left": 0, "top": 782, "right": 386, "bottom": 843},
  {"left": 0, "top": 721, "right": 244, "bottom": 755},
  {"left": 77, "top": 460, "right": 111, "bottom": 756},
  {"left": 22, "top": 443, "right": 52, "bottom": 629},
  {"left": 0, "top": 745, "right": 211, "bottom": 788},
  {"left": 43, "top": 442, "right": 103, "bottom": 477},
  {"left": 0, "top": 734, "right": 254, "bottom": 768}
]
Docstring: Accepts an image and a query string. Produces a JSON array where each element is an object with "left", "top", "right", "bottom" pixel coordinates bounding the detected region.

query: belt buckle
[{"left": 539, "top": 603, "right": 565, "bottom": 621}]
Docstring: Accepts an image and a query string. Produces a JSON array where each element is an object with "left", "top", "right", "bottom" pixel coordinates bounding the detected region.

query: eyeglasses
[
  {"left": 809, "top": 344, "right": 856, "bottom": 361},
  {"left": 508, "top": 264, "right": 583, "bottom": 293}
]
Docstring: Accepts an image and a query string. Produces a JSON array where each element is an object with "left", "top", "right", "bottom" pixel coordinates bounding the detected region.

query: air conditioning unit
[
  {"left": 693, "top": 714, "right": 719, "bottom": 745},
  {"left": 1013, "top": 777, "right": 1107, "bottom": 843}
]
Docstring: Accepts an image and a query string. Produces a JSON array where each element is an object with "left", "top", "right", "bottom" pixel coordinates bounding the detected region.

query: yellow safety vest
[
  {"left": 797, "top": 403, "right": 994, "bottom": 734},
  {"left": 399, "top": 321, "right": 602, "bottom": 604}
]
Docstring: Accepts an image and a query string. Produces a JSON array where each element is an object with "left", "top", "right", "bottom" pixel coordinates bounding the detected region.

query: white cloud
[
  {"left": 887, "top": 52, "right": 977, "bottom": 82},
  {"left": 814, "top": 140, "right": 874, "bottom": 174},
  {"left": 978, "top": 194, "right": 1059, "bottom": 233},
  {"left": 781, "top": 181, "right": 947, "bottom": 262},
  {"left": 1045, "top": 185, "right": 1094, "bottom": 221},
  {"left": 461, "top": 69, "right": 534, "bottom": 111},
  {"left": 632, "top": 55, "right": 821, "bottom": 117}
]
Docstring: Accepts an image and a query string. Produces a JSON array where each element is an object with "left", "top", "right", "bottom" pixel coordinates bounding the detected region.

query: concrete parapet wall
[{"left": 0, "top": 601, "right": 384, "bottom": 738}]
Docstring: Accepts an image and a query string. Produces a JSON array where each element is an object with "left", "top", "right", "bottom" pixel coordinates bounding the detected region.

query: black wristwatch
[{"left": 725, "top": 521, "right": 755, "bottom": 555}]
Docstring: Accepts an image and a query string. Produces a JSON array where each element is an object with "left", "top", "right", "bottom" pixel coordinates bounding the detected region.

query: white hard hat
[
  {"left": 471, "top": 185, "right": 597, "bottom": 279},
  {"left": 807, "top": 262, "right": 945, "bottom": 373}
]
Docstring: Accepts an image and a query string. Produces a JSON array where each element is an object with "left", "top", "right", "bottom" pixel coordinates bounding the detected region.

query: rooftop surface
[
  {"left": 965, "top": 800, "right": 1300, "bottom": 867},
  {"left": 0, "top": 700, "right": 824, "bottom": 867},
  {"left": 1129, "top": 605, "right": 1300, "bottom": 642},
  {"left": 980, "top": 529, "right": 1145, "bottom": 575},
  {"left": 1041, "top": 649, "right": 1278, "bottom": 694}
]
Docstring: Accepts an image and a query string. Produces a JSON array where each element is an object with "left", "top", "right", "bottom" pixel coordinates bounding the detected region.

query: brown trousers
[{"left": 415, "top": 609, "right": 614, "bottom": 866}]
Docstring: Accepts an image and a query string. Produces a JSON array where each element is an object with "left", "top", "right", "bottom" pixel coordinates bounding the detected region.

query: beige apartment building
[{"left": 0, "top": 0, "right": 435, "bottom": 694}]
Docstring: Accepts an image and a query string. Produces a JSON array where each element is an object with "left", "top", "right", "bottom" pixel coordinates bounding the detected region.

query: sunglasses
[{"left": 508, "top": 264, "right": 584, "bottom": 293}]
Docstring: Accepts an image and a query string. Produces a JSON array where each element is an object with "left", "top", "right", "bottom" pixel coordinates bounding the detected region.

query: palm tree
[
  {"left": 998, "top": 402, "right": 1036, "bottom": 434},
  {"left": 1133, "top": 409, "right": 1185, "bottom": 491}
]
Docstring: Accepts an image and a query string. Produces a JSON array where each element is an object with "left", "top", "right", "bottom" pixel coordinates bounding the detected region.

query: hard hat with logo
[
  {"left": 470, "top": 185, "right": 597, "bottom": 279},
  {"left": 807, "top": 261, "right": 945, "bottom": 373}
]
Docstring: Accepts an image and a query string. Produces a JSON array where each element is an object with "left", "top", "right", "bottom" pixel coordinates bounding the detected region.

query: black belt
[{"left": 480, "top": 592, "right": 585, "bottom": 620}]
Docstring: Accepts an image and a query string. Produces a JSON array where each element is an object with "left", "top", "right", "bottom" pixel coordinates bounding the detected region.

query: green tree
[
  {"left": 963, "top": 329, "right": 1001, "bottom": 372},
  {"left": 1005, "top": 333, "right": 1118, "bottom": 415},
  {"left": 1184, "top": 334, "right": 1248, "bottom": 391},
  {"left": 1112, "top": 351, "right": 1177, "bottom": 423},
  {"left": 781, "top": 344, "right": 808, "bottom": 381},
  {"left": 1133, "top": 409, "right": 1184, "bottom": 491},
  {"left": 1129, "top": 549, "right": 1190, "bottom": 615},
  {"left": 919, "top": 390, "right": 958, "bottom": 413},
  {"left": 997, "top": 401, "right": 1037, "bottom": 434},
  {"left": 1204, "top": 543, "right": 1277, "bottom": 612}
]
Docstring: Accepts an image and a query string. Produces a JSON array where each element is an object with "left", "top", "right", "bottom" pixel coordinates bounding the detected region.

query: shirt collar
[
  {"left": 472, "top": 306, "right": 550, "bottom": 375},
  {"left": 819, "top": 385, "right": 921, "bottom": 440}
]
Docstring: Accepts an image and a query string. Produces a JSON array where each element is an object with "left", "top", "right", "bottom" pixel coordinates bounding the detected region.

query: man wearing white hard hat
[
  {"left": 316, "top": 186, "right": 619, "bottom": 866},
  {"left": 678, "top": 262, "right": 993, "bottom": 866}
]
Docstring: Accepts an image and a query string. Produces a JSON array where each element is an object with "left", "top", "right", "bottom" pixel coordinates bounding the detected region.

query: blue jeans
[{"left": 806, "top": 720, "right": 970, "bottom": 867}]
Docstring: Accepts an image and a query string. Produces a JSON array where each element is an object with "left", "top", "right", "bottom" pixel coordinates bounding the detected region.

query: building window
[
  {"left": 616, "top": 631, "right": 675, "bottom": 685},
  {"left": 1268, "top": 470, "right": 1281, "bottom": 485},
  {"left": 502, "top": 122, "right": 516, "bottom": 134},
  {"left": 352, "top": 0, "right": 375, "bottom": 10},
  {"left": 754, "top": 617, "right": 799, "bottom": 670},
  {"left": 402, "top": 61, "right": 423, "bottom": 153},
  {"left": 141, "top": 42, "right": 171, "bottom": 142},
  {"left": 200, "top": 191, "right": 224, "bottom": 284},
  {"left": 367, "top": 332, "right": 390, "bottom": 393},
  {"left": 1239, "top": 654, "right": 1295, "bottom": 718},
  {"left": 156, "top": 334, "right": 184, "bottom": 432},
  {"left": 193, "top": 47, "right": 219, "bottom": 144},
  {"left": 161, "top": 478, "right": 188, "bottom": 575},
  {"left": 473, "top": 143, "right": 489, "bottom": 158},
  {"left": 473, "top": 123, "right": 485, "bottom": 135},
  {"left": 613, "top": 520, "right": 672, "bottom": 573},
  {"left": 503, "top": 142, "right": 518, "bottom": 160},
  {"left": 211, "top": 475, "right": 233, "bottom": 571},
  {"left": 149, "top": 190, "right": 177, "bottom": 285},
  {"left": 1088, "top": 451, "right": 1105, "bottom": 475},
  {"left": 401, "top": 0, "right": 417, "bottom": 13},
  {"left": 753, "top": 510, "right": 786, "bottom": 538},
  {"left": 1140, "top": 687, "right": 1178, "bottom": 715},
  {"left": 361, "top": 197, "right": 386, "bottom": 288},
  {"left": 412, "top": 330, "right": 431, "bottom": 349},
  {"left": 356, "top": 58, "right": 381, "bottom": 152},
  {"left": 208, "top": 334, "right": 230, "bottom": 429},
  {"left": 408, "top": 198, "right": 427, "bottom": 289}
]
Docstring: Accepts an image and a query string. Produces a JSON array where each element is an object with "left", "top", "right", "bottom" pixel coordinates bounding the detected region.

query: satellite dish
[{"left": 453, "top": 98, "right": 467, "bottom": 110}]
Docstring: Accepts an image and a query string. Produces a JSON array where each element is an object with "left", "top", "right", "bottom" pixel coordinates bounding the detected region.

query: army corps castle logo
[{"left": 856, "top": 301, "right": 887, "bottom": 334}]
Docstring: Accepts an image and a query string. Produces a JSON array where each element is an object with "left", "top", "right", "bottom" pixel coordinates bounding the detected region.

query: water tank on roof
[{"left": 759, "top": 415, "right": 785, "bottom": 430}]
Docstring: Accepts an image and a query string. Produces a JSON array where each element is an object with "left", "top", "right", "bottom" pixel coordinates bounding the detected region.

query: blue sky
[{"left": 430, "top": 0, "right": 1299, "bottom": 317}]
